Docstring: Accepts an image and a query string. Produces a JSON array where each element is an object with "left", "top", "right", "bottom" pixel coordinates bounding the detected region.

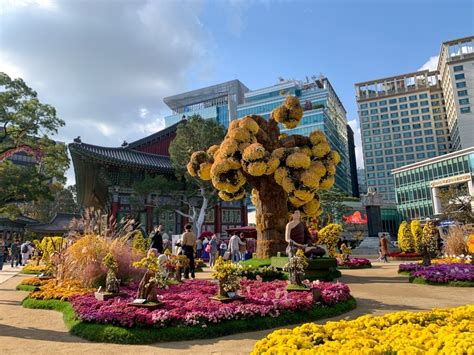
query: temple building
[{"left": 69, "top": 121, "right": 247, "bottom": 236}]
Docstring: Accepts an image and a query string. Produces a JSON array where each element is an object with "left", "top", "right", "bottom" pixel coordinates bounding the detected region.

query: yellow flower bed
[
  {"left": 427, "top": 256, "right": 472, "bottom": 264},
  {"left": 20, "top": 277, "right": 49, "bottom": 286},
  {"left": 252, "top": 305, "right": 474, "bottom": 354},
  {"left": 29, "top": 280, "right": 94, "bottom": 301},
  {"left": 22, "top": 264, "right": 48, "bottom": 273}
]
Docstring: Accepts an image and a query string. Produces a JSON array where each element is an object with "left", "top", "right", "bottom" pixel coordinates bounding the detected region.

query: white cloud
[
  {"left": 418, "top": 55, "right": 439, "bottom": 71},
  {"left": 0, "top": 0, "right": 215, "bottom": 186}
]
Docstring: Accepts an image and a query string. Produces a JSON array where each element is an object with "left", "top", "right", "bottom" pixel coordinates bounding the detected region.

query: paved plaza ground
[{"left": 0, "top": 260, "right": 472, "bottom": 354}]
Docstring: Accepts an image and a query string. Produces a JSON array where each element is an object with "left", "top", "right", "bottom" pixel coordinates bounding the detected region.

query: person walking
[
  {"left": 0, "top": 239, "right": 4, "bottom": 271},
  {"left": 10, "top": 240, "right": 20, "bottom": 268},
  {"left": 150, "top": 225, "right": 164, "bottom": 254},
  {"left": 196, "top": 237, "right": 203, "bottom": 259},
  {"left": 21, "top": 241, "right": 30, "bottom": 266},
  {"left": 239, "top": 233, "right": 247, "bottom": 261},
  {"left": 229, "top": 233, "right": 245, "bottom": 263},
  {"left": 181, "top": 224, "right": 196, "bottom": 279},
  {"left": 209, "top": 234, "right": 219, "bottom": 267}
]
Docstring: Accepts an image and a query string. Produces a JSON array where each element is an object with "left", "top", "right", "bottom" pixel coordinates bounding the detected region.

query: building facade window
[
  {"left": 453, "top": 65, "right": 463, "bottom": 72},
  {"left": 459, "top": 98, "right": 470, "bottom": 105},
  {"left": 461, "top": 107, "right": 471, "bottom": 114},
  {"left": 454, "top": 73, "right": 465, "bottom": 80}
]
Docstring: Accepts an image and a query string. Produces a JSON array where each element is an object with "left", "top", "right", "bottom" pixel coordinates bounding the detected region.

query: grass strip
[
  {"left": 16, "top": 284, "right": 39, "bottom": 292},
  {"left": 409, "top": 276, "right": 474, "bottom": 287},
  {"left": 19, "top": 270, "right": 43, "bottom": 275},
  {"left": 337, "top": 265, "right": 372, "bottom": 270},
  {"left": 22, "top": 296, "right": 356, "bottom": 344},
  {"left": 239, "top": 258, "right": 272, "bottom": 267}
]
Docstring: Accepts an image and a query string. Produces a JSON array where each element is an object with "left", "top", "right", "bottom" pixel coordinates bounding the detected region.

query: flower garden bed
[
  {"left": 251, "top": 305, "right": 474, "bottom": 354},
  {"left": 399, "top": 263, "right": 474, "bottom": 287},
  {"left": 337, "top": 257, "right": 372, "bottom": 269},
  {"left": 387, "top": 252, "right": 422, "bottom": 261},
  {"left": 270, "top": 257, "right": 341, "bottom": 281},
  {"left": 21, "top": 279, "right": 355, "bottom": 344},
  {"left": 20, "top": 264, "right": 48, "bottom": 275}
]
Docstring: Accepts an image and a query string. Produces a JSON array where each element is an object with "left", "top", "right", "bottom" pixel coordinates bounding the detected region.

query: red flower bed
[
  {"left": 337, "top": 257, "right": 372, "bottom": 269},
  {"left": 70, "top": 279, "right": 352, "bottom": 328},
  {"left": 388, "top": 252, "right": 421, "bottom": 260}
]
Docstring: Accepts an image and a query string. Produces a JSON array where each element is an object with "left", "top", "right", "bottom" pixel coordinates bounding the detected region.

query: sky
[{"left": 1, "top": 0, "right": 473, "bottom": 186}]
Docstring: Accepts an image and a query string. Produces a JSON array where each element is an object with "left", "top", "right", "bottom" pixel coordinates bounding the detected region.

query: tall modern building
[
  {"left": 438, "top": 36, "right": 474, "bottom": 150},
  {"left": 355, "top": 70, "right": 450, "bottom": 203},
  {"left": 357, "top": 168, "right": 367, "bottom": 196},
  {"left": 347, "top": 124, "right": 359, "bottom": 197},
  {"left": 237, "top": 77, "right": 353, "bottom": 195},
  {"left": 163, "top": 80, "right": 249, "bottom": 129}
]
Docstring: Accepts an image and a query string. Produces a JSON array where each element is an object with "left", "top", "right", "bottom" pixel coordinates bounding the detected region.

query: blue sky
[{"left": 1, "top": 0, "right": 472, "bottom": 184}]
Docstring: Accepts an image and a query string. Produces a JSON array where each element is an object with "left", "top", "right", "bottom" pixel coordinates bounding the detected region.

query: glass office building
[
  {"left": 355, "top": 70, "right": 450, "bottom": 203},
  {"left": 163, "top": 80, "right": 249, "bottom": 129},
  {"left": 392, "top": 147, "right": 474, "bottom": 220},
  {"left": 237, "top": 77, "right": 353, "bottom": 195}
]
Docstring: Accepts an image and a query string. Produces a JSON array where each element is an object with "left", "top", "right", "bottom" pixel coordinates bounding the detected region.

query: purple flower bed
[
  {"left": 398, "top": 263, "right": 424, "bottom": 273},
  {"left": 70, "top": 279, "right": 352, "bottom": 328},
  {"left": 411, "top": 263, "right": 474, "bottom": 283}
]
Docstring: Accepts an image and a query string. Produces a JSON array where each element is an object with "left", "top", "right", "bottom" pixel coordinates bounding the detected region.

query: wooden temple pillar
[
  {"left": 111, "top": 191, "right": 120, "bottom": 224},
  {"left": 146, "top": 194, "right": 153, "bottom": 233}
]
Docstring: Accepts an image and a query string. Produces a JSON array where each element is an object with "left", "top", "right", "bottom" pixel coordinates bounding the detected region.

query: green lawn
[{"left": 239, "top": 258, "right": 271, "bottom": 268}]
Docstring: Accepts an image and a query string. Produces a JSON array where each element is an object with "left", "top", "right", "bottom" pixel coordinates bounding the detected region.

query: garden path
[{"left": 0, "top": 260, "right": 472, "bottom": 354}]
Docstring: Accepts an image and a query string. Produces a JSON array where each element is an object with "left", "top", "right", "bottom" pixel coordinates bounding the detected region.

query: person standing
[
  {"left": 0, "top": 239, "right": 4, "bottom": 271},
  {"left": 21, "top": 241, "right": 30, "bottom": 266},
  {"left": 150, "top": 225, "right": 164, "bottom": 254},
  {"left": 181, "top": 224, "right": 196, "bottom": 279},
  {"left": 229, "top": 233, "right": 245, "bottom": 263},
  {"left": 209, "top": 234, "right": 219, "bottom": 267},
  {"left": 239, "top": 233, "right": 247, "bottom": 261},
  {"left": 380, "top": 234, "right": 389, "bottom": 263},
  {"left": 196, "top": 237, "right": 203, "bottom": 259},
  {"left": 219, "top": 240, "right": 227, "bottom": 257},
  {"left": 10, "top": 240, "right": 20, "bottom": 268}
]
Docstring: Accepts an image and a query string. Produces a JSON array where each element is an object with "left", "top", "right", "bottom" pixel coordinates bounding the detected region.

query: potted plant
[
  {"left": 211, "top": 257, "right": 243, "bottom": 301},
  {"left": 284, "top": 249, "right": 309, "bottom": 291},
  {"left": 94, "top": 252, "right": 126, "bottom": 300}
]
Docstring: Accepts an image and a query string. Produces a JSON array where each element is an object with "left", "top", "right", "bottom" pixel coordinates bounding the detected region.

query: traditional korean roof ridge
[
  {"left": 26, "top": 212, "right": 82, "bottom": 234},
  {"left": 68, "top": 141, "right": 174, "bottom": 173},
  {"left": 127, "top": 120, "right": 182, "bottom": 149}
]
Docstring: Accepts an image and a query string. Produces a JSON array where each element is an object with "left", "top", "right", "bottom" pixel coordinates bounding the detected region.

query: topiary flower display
[
  {"left": 317, "top": 223, "right": 343, "bottom": 257},
  {"left": 398, "top": 221, "right": 415, "bottom": 253},
  {"left": 188, "top": 96, "right": 341, "bottom": 258}
]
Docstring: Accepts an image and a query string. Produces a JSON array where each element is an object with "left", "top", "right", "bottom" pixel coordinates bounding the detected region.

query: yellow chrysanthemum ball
[
  {"left": 279, "top": 133, "right": 288, "bottom": 140},
  {"left": 303, "top": 198, "right": 320, "bottom": 216},
  {"left": 271, "top": 147, "right": 286, "bottom": 161},
  {"left": 207, "top": 144, "right": 220, "bottom": 157},
  {"left": 294, "top": 189, "right": 313, "bottom": 202},
  {"left": 239, "top": 116, "right": 259, "bottom": 135},
  {"left": 229, "top": 120, "right": 240, "bottom": 131},
  {"left": 285, "top": 95, "right": 300, "bottom": 109},
  {"left": 229, "top": 127, "right": 251, "bottom": 143},
  {"left": 286, "top": 152, "right": 311, "bottom": 169},
  {"left": 265, "top": 157, "right": 280, "bottom": 175},
  {"left": 272, "top": 105, "right": 289, "bottom": 124},
  {"left": 246, "top": 161, "right": 268, "bottom": 176},
  {"left": 309, "top": 130, "right": 326, "bottom": 145},
  {"left": 274, "top": 167, "right": 288, "bottom": 185},
  {"left": 218, "top": 139, "right": 239, "bottom": 158},
  {"left": 329, "top": 150, "right": 341, "bottom": 165},
  {"left": 300, "top": 146, "right": 312, "bottom": 157},
  {"left": 319, "top": 175, "right": 335, "bottom": 189},
  {"left": 212, "top": 169, "right": 245, "bottom": 193},
  {"left": 271, "top": 96, "right": 304, "bottom": 129},
  {"left": 242, "top": 143, "right": 266, "bottom": 162},
  {"left": 281, "top": 176, "right": 295, "bottom": 193},
  {"left": 325, "top": 161, "right": 336, "bottom": 175},
  {"left": 219, "top": 188, "right": 245, "bottom": 201},
  {"left": 198, "top": 162, "right": 212, "bottom": 180},
  {"left": 309, "top": 161, "right": 327, "bottom": 177},
  {"left": 300, "top": 170, "right": 319, "bottom": 189},
  {"left": 187, "top": 162, "right": 196, "bottom": 177},
  {"left": 312, "top": 141, "right": 331, "bottom": 158},
  {"left": 288, "top": 195, "right": 306, "bottom": 208},
  {"left": 210, "top": 159, "right": 232, "bottom": 176}
]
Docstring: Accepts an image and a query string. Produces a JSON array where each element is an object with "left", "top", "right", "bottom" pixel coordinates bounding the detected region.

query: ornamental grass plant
[{"left": 444, "top": 226, "right": 469, "bottom": 256}]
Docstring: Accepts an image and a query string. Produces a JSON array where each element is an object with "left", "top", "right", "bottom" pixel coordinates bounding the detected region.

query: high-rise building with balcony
[
  {"left": 163, "top": 80, "right": 249, "bottom": 129},
  {"left": 237, "top": 77, "right": 353, "bottom": 195},
  {"left": 355, "top": 70, "right": 450, "bottom": 203},
  {"left": 438, "top": 36, "right": 474, "bottom": 150}
]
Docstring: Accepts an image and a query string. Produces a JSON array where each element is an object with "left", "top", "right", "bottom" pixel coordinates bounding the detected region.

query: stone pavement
[
  {"left": 0, "top": 264, "right": 22, "bottom": 284},
  {"left": 0, "top": 260, "right": 473, "bottom": 354}
]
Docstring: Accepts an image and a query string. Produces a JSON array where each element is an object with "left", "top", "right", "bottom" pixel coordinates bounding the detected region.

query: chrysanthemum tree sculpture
[{"left": 187, "top": 96, "right": 341, "bottom": 258}]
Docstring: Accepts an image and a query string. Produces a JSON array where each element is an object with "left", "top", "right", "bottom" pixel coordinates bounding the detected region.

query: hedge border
[
  {"left": 22, "top": 296, "right": 356, "bottom": 344},
  {"left": 408, "top": 276, "right": 474, "bottom": 287},
  {"left": 16, "top": 284, "right": 39, "bottom": 292},
  {"left": 337, "top": 264, "right": 372, "bottom": 270},
  {"left": 20, "top": 270, "right": 43, "bottom": 275}
]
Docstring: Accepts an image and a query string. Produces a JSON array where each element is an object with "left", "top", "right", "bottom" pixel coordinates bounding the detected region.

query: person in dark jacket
[{"left": 150, "top": 225, "right": 164, "bottom": 254}]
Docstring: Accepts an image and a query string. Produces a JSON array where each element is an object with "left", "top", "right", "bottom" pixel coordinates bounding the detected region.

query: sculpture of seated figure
[{"left": 285, "top": 211, "right": 326, "bottom": 259}]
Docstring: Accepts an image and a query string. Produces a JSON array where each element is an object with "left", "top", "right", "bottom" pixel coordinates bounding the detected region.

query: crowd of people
[{"left": 0, "top": 238, "right": 36, "bottom": 270}]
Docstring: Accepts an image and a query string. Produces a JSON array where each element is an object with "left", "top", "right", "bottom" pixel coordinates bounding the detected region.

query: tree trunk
[
  {"left": 195, "top": 186, "right": 208, "bottom": 237},
  {"left": 255, "top": 178, "right": 288, "bottom": 258}
]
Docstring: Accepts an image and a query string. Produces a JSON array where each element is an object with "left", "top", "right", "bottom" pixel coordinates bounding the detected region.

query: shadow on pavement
[{"left": 0, "top": 323, "right": 86, "bottom": 343}]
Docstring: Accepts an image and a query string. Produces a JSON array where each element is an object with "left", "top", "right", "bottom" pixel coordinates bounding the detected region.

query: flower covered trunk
[{"left": 255, "top": 181, "right": 288, "bottom": 258}]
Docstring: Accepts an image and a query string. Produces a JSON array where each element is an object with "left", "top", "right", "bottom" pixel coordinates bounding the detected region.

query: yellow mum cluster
[
  {"left": 187, "top": 149, "right": 214, "bottom": 181},
  {"left": 272, "top": 96, "right": 304, "bottom": 129},
  {"left": 29, "top": 279, "right": 94, "bottom": 301},
  {"left": 252, "top": 305, "right": 474, "bottom": 354},
  {"left": 272, "top": 129, "right": 340, "bottom": 216}
]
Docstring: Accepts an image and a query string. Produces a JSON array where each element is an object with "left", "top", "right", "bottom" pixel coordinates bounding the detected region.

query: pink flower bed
[
  {"left": 70, "top": 279, "right": 351, "bottom": 328},
  {"left": 337, "top": 257, "right": 372, "bottom": 269}
]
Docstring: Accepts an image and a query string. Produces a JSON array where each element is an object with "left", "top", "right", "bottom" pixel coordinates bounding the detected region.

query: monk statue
[{"left": 285, "top": 211, "right": 325, "bottom": 258}]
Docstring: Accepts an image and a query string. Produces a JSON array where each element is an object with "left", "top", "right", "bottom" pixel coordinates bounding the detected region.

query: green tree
[
  {"left": 318, "top": 187, "right": 355, "bottom": 226},
  {"left": 410, "top": 220, "right": 423, "bottom": 253},
  {"left": 132, "top": 115, "right": 225, "bottom": 236},
  {"left": 397, "top": 221, "right": 414, "bottom": 252},
  {"left": 437, "top": 184, "right": 474, "bottom": 224},
  {"left": 0, "top": 72, "right": 69, "bottom": 212}
]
